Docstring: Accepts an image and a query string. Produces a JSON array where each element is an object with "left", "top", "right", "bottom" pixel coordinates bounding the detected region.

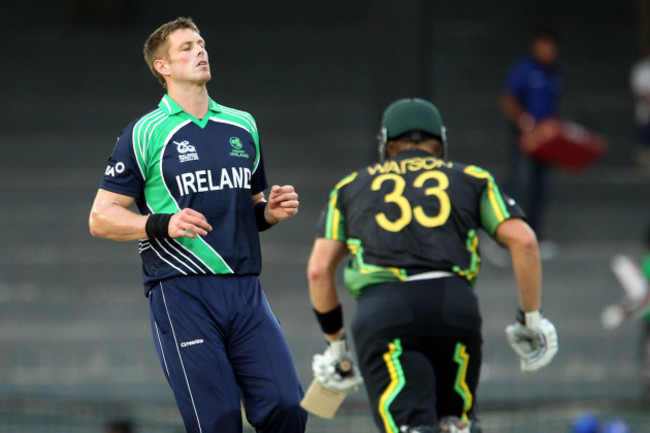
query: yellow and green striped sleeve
[
  {"left": 464, "top": 165, "right": 517, "bottom": 236},
  {"left": 322, "top": 172, "right": 357, "bottom": 241}
]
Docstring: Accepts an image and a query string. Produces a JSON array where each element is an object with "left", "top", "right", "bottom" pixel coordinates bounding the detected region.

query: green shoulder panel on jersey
[
  {"left": 344, "top": 238, "right": 407, "bottom": 299},
  {"left": 323, "top": 172, "right": 358, "bottom": 241},
  {"left": 463, "top": 165, "right": 511, "bottom": 236},
  {"left": 140, "top": 115, "right": 192, "bottom": 215},
  {"left": 214, "top": 103, "right": 262, "bottom": 173},
  {"left": 131, "top": 108, "right": 169, "bottom": 181}
]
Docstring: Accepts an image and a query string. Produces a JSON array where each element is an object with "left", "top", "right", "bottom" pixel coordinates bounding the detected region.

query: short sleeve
[
  {"left": 480, "top": 184, "right": 526, "bottom": 237},
  {"left": 100, "top": 125, "right": 145, "bottom": 198},
  {"left": 250, "top": 140, "right": 268, "bottom": 195},
  {"left": 315, "top": 186, "right": 347, "bottom": 241},
  {"left": 462, "top": 165, "right": 525, "bottom": 236}
]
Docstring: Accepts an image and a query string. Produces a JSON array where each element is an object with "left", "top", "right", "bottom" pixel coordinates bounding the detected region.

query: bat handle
[{"left": 335, "top": 359, "right": 353, "bottom": 376}]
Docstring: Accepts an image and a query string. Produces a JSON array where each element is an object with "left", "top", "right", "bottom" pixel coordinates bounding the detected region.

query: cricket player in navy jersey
[
  {"left": 306, "top": 98, "right": 558, "bottom": 433},
  {"left": 89, "top": 17, "right": 306, "bottom": 433}
]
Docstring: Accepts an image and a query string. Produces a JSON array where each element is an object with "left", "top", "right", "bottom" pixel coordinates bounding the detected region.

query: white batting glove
[
  {"left": 312, "top": 335, "right": 363, "bottom": 394},
  {"left": 505, "top": 310, "right": 558, "bottom": 372}
]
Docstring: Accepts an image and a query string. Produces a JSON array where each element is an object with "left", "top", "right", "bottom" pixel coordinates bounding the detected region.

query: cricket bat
[
  {"left": 300, "top": 379, "right": 348, "bottom": 419},
  {"left": 601, "top": 254, "right": 650, "bottom": 330}
]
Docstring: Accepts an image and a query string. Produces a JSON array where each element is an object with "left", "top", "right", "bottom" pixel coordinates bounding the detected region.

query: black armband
[
  {"left": 145, "top": 213, "right": 173, "bottom": 239},
  {"left": 255, "top": 201, "right": 274, "bottom": 232},
  {"left": 314, "top": 304, "right": 343, "bottom": 335}
]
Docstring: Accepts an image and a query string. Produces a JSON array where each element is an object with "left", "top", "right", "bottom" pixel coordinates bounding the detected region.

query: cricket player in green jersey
[{"left": 306, "top": 98, "right": 558, "bottom": 433}]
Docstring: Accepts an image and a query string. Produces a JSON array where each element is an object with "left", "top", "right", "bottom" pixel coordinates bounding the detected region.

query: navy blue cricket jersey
[{"left": 100, "top": 95, "right": 268, "bottom": 289}]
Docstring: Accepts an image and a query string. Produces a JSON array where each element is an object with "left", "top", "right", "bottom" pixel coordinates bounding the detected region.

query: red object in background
[{"left": 519, "top": 118, "right": 608, "bottom": 170}]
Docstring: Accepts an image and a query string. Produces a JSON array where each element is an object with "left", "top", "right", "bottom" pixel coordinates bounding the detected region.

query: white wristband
[{"left": 523, "top": 310, "right": 542, "bottom": 328}]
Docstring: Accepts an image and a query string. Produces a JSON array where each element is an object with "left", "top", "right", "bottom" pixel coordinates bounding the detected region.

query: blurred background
[{"left": 1, "top": 0, "right": 649, "bottom": 432}]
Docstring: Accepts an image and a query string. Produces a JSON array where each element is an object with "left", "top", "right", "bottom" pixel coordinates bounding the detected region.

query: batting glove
[
  {"left": 312, "top": 335, "right": 363, "bottom": 394},
  {"left": 505, "top": 309, "right": 558, "bottom": 372}
]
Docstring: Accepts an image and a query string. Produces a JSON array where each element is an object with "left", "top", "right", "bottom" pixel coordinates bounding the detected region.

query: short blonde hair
[{"left": 143, "top": 17, "right": 200, "bottom": 88}]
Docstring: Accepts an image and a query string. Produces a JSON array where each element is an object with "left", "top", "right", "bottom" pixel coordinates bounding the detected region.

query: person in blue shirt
[
  {"left": 500, "top": 27, "right": 563, "bottom": 243},
  {"left": 89, "top": 17, "right": 306, "bottom": 433}
]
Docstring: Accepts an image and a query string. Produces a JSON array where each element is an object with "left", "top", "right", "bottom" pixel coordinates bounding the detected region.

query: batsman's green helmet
[
  {"left": 378, "top": 97, "right": 447, "bottom": 160},
  {"left": 382, "top": 97, "right": 444, "bottom": 140}
]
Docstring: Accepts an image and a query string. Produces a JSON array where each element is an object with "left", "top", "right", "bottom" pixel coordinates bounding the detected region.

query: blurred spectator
[
  {"left": 631, "top": 48, "right": 650, "bottom": 171},
  {"left": 602, "top": 419, "right": 631, "bottom": 433},
  {"left": 500, "top": 26, "right": 564, "bottom": 251},
  {"left": 571, "top": 414, "right": 632, "bottom": 433},
  {"left": 570, "top": 413, "right": 599, "bottom": 433},
  {"left": 103, "top": 418, "right": 135, "bottom": 433}
]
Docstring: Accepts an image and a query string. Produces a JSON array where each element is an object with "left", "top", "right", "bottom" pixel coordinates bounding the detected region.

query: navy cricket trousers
[{"left": 148, "top": 275, "right": 307, "bottom": 433}]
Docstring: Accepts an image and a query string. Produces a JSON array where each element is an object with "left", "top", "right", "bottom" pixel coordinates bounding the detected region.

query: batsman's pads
[
  {"left": 505, "top": 310, "right": 558, "bottom": 372},
  {"left": 311, "top": 336, "right": 363, "bottom": 394}
]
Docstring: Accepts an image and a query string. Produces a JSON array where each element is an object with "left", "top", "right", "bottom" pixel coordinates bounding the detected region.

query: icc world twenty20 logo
[
  {"left": 229, "top": 137, "right": 249, "bottom": 158},
  {"left": 174, "top": 140, "right": 199, "bottom": 163}
]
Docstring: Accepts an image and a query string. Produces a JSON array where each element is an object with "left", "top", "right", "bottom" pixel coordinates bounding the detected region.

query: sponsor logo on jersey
[
  {"left": 180, "top": 338, "right": 204, "bottom": 348},
  {"left": 174, "top": 140, "right": 199, "bottom": 163},
  {"left": 104, "top": 161, "right": 126, "bottom": 177},
  {"left": 229, "top": 137, "right": 249, "bottom": 158},
  {"left": 175, "top": 167, "right": 252, "bottom": 196}
]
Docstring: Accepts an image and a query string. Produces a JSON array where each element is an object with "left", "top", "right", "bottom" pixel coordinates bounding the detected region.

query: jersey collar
[
  {"left": 158, "top": 94, "right": 223, "bottom": 127},
  {"left": 158, "top": 94, "right": 223, "bottom": 115}
]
